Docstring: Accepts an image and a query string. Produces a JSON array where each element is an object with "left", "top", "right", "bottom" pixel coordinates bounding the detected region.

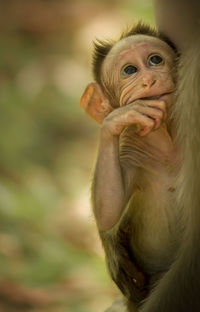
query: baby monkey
[{"left": 80, "top": 23, "right": 179, "bottom": 311}]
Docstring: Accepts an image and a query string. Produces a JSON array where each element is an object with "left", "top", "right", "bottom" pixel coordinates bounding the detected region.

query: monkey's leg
[{"left": 100, "top": 219, "right": 149, "bottom": 308}]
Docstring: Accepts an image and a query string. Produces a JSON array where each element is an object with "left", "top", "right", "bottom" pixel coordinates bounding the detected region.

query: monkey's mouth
[
  {"left": 140, "top": 91, "right": 174, "bottom": 101},
  {"left": 140, "top": 95, "right": 161, "bottom": 100},
  {"left": 124, "top": 90, "right": 176, "bottom": 106}
]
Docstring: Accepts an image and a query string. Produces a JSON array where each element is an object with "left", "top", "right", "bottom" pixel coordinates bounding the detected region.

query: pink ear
[{"left": 80, "top": 82, "right": 113, "bottom": 124}]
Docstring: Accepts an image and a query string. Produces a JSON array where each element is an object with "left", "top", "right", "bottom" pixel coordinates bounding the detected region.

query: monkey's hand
[{"left": 102, "top": 99, "right": 167, "bottom": 137}]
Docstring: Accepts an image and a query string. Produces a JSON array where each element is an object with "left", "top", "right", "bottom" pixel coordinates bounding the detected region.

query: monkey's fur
[{"left": 137, "top": 1, "right": 200, "bottom": 311}]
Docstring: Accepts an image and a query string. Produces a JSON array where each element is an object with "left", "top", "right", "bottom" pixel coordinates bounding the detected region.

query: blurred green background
[{"left": 0, "top": 0, "right": 154, "bottom": 311}]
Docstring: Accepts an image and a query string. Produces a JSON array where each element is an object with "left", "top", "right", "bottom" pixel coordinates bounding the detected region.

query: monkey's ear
[{"left": 80, "top": 82, "right": 113, "bottom": 124}]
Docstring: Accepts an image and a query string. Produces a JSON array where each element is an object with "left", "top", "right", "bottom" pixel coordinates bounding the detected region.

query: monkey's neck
[{"left": 120, "top": 124, "right": 179, "bottom": 174}]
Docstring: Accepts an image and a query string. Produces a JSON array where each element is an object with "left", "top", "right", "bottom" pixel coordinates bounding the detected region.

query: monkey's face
[{"left": 102, "top": 35, "right": 176, "bottom": 108}]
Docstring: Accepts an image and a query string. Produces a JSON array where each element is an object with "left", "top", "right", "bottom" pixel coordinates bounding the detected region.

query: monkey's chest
[
  {"left": 121, "top": 126, "right": 180, "bottom": 273},
  {"left": 129, "top": 172, "right": 180, "bottom": 274}
]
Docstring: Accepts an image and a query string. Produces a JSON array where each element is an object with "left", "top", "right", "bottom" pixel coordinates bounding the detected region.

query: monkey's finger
[
  {"left": 102, "top": 108, "right": 156, "bottom": 136},
  {"left": 139, "top": 126, "right": 153, "bottom": 136},
  {"left": 138, "top": 99, "right": 167, "bottom": 120},
  {"left": 133, "top": 105, "right": 164, "bottom": 130},
  {"left": 126, "top": 113, "right": 155, "bottom": 136}
]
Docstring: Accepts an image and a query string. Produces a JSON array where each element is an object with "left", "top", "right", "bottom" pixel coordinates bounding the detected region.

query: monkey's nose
[{"left": 142, "top": 76, "right": 156, "bottom": 88}]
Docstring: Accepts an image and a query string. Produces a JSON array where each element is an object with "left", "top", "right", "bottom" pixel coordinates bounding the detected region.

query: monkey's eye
[
  {"left": 122, "top": 65, "right": 138, "bottom": 76},
  {"left": 149, "top": 55, "right": 163, "bottom": 66}
]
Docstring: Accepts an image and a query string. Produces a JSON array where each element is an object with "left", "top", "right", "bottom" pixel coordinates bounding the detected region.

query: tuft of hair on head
[
  {"left": 92, "top": 21, "right": 177, "bottom": 85},
  {"left": 121, "top": 22, "right": 178, "bottom": 54},
  {"left": 120, "top": 21, "right": 158, "bottom": 40},
  {"left": 92, "top": 38, "right": 114, "bottom": 85}
]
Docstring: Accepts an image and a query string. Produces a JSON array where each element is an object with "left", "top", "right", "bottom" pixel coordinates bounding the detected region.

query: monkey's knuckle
[
  {"left": 157, "top": 110, "right": 164, "bottom": 119},
  {"left": 135, "top": 99, "right": 142, "bottom": 106},
  {"left": 145, "top": 120, "right": 154, "bottom": 131},
  {"left": 147, "top": 119, "right": 154, "bottom": 127},
  {"left": 135, "top": 102, "right": 145, "bottom": 110},
  {"left": 159, "top": 100, "right": 166, "bottom": 109},
  {"left": 128, "top": 110, "right": 137, "bottom": 119},
  {"left": 128, "top": 101, "right": 137, "bottom": 107},
  {"left": 129, "top": 102, "right": 143, "bottom": 112},
  {"left": 129, "top": 103, "right": 137, "bottom": 110}
]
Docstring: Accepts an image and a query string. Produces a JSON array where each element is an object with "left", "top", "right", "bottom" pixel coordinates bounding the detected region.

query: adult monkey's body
[
  {"left": 138, "top": 1, "right": 200, "bottom": 311},
  {"left": 80, "top": 23, "right": 182, "bottom": 311}
]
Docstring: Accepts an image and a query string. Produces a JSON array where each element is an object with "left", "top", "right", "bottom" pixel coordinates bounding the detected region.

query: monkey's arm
[
  {"left": 94, "top": 129, "right": 149, "bottom": 302},
  {"left": 94, "top": 130, "right": 149, "bottom": 304},
  {"left": 92, "top": 99, "right": 164, "bottom": 230},
  {"left": 92, "top": 129, "right": 137, "bottom": 230}
]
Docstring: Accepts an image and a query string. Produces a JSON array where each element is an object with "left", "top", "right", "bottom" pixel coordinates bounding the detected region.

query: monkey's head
[{"left": 80, "top": 22, "right": 177, "bottom": 123}]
